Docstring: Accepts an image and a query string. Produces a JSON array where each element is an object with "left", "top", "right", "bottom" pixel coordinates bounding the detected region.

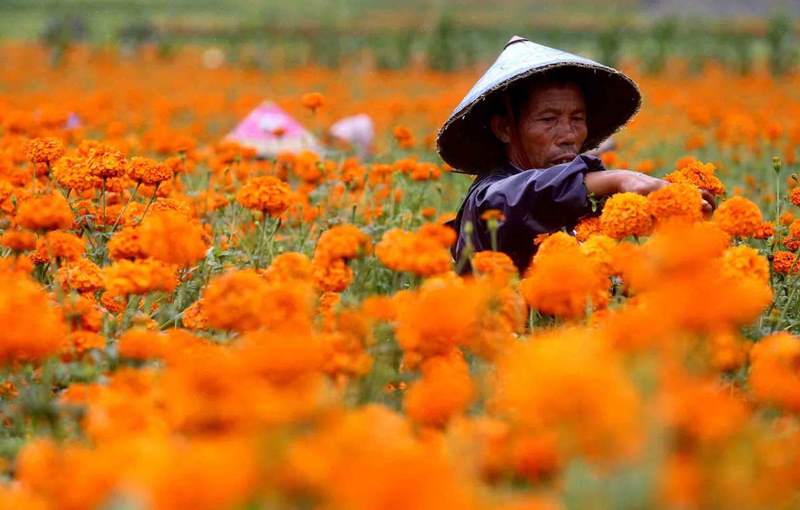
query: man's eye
[{"left": 538, "top": 117, "right": 556, "bottom": 122}]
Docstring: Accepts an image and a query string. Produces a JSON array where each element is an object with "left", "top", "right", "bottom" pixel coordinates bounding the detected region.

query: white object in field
[
  {"left": 225, "top": 101, "right": 321, "bottom": 157},
  {"left": 329, "top": 114, "right": 374, "bottom": 158}
]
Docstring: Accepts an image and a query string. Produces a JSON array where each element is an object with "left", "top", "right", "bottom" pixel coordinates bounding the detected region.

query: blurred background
[{"left": 1, "top": 0, "right": 799, "bottom": 74}]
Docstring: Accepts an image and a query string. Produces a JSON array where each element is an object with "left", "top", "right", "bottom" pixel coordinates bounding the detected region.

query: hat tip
[{"left": 504, "top": 35, "right": 529, "bottom": 48}]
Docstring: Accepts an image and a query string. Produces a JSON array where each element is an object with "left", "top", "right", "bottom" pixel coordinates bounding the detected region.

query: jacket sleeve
[{"left": 472, "top": 155, "right": 604, "bottom": 246}]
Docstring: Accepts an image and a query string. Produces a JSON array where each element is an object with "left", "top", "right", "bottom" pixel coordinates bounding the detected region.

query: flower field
[{"left": 3, "top": 42, "right": 800, "bottom": 509}]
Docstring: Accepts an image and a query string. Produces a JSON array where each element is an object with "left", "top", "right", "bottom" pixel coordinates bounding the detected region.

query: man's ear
[{"left": 490, "top": 114, "right": 511, "bottom": 144}]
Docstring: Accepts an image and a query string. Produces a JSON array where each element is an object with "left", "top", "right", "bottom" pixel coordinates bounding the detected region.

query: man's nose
[{"left": 555, "top": 119, "right": 579, "bottom": 146}]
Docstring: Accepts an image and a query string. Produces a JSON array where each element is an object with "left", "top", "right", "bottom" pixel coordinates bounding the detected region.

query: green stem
[{"left": 110, "top": 182, "right": 140, "bottom": 234}]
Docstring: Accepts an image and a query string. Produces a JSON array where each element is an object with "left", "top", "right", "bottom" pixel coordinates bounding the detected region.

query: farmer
[{"left": 438, "top": 36, "right": 713, "bottom": 273}]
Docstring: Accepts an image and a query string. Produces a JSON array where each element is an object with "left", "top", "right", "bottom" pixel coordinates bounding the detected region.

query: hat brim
[{"left": 436, "top": 63, "right": 641, "bottom": 174}]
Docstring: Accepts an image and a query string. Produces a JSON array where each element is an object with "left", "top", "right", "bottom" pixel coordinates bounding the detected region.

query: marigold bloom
[
  {"left": 494, "top": 329, "right": 642, "bottom": 462},
  {"left": 750, "top": 333, "right": 800, "bottom": 411},
  {"left": 236, "top": 176, "right": 292, "bottom": 216},
  {"left": 521, "top": 243, "right": 609, "bottom": 319},
  {"left": 0, "top": 229, "right": 36, "bottom": 251},
  {"left": 37, "top": 231, "right": 85, "bottom": 261},
  {"left": 117, "top": 328, "right": 167, "bottom": 360},
  {"left": 393, "top": 125, "right": 415, "bottom": 149},
  {"left": 579, "top": 234, "right": 617, "bottom": 278},
  {"left": 181, "top": 298, "right": 208, "bottom": 330},
  {"left": 790, "top": 187, "right": 800, "bottom": 207},
  {"left": 574, "top": 215, "right": 601, "bottom": 241},
  {"left": 56, "top": 258, "right": 104, "bottom": 293},
  {"left": 405, "top": 352, "right": 475, "bottom": 428},
  {"left": 665, "top": 159, "right": 725, "bottom": 196},
  {"left": 86, "top": 145, "right": 128, "bottom": 179},
  {"left": 138, "top": 210, "right": 208, "bottom": 267},
  {"left": 600, "top": 192, "right": 653, "bottom": 239},
  {"left": 300, "top": 91, "right": 325, "bottom": 112},
  {"left": 127, "top": 156, "right": 174, "bottom": 185},
  {"left": 61, "top": 330, "right": 105, "bottom": 361},
  {"left": 102, "top": 259, "right": 178, "bottom": 296},
  {"left": 314, "top": 224, "right": 371, "bottom": 262},
  {"left": 713, "top": 196, "right": 763, "bottom": 237},
  {"left": 471, "top": 251, "right": 517, "bottom": 282},
  {"left": 646, "top": 183, "right": 703, "bottom": 223},
  {"left": 375, "top": 225, "right": 453, "bottom": 277},
  {"left": 783, "top": 220, "right": 800, "bottom": 251},
  {"left": 773, "top": 250, "right": 800, "bottom": 274},
  {"left": 26, "top": 137, "right": 64, "bottom": 165},
  {"left": 0, "top": 273, "right": 66, "bottom": 363},
  {"left": 108, "top": 227, "right": 147, "bottom": 260},
  {"left": 16, "top": 192, "right": 74, "bottom": 231},
  {"left": 313, "top": 258, "right": 354, "bottom": 292},
  {"left": 395, "top": 278, "right": 486, "bottom": 362},
  {"left": 721, "top": 245, "right": 770, "bottom": 284},
  {"left": 260, "top": 252, "right": 313, "bottom": 283},
  {"left": 753, "top": 222, "right": 775, "bottom": 240}
]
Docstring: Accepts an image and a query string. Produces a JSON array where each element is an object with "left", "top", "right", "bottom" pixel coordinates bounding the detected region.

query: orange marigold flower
[
  {"left": 404, "top": 352, "right": 475, "bottom": 428},
  {"left": 61, "top": 330, "right": 105, "bottom": 361},
  {"left": 56, "top": 258, "right": 104, "bottom": 293},
  {"left": 411, "top": 162, "right": 441, "bottom": 181},
  {"left": 127, "top": 156, "right": 174, "bottom": 186},
  {"left": 773, "top": 250, "right": 800, "bottom": 274},
  {"left": 753, "top": 222, "right": 775, "bottom": 240},
  {"left": 314, "top": 224, "right": 371, "bottom": 262},
  {"left": 720, "top": 245, "right": 770, "bottom": 284},
  {"left": 600, "top": 192, "right": 653, "bottom": 240},
  {"left": 108, "top": 227, "right": 147, "bottom": 260},
  {"left": 783, "top": 220, "right": 800, "bottom": 251},
  {"left": 0, "top": 229, "right": 36, "bottom": 252},
  {"left": 579, "top": 234, "right": 618, "bottom": 278},
  {"left": 780, "top": 211, "right": 795, "bottom": 226},
  {"left": 393, "top": 125, "right": 415, "bottom": 149},
  {"left": 395, "top": 277, "right": 486, "bottom": 362},
  {"left": 86, "top": 144, "right": 128, "bottom": 179},
  {"left": 52, "top": 157, "right": 98, "bottom": 193},
  {"left": 261, "top": 252, "right": 313, "bottom": 283},
  {"left": 37, "top": 230, "right": 85, "bottom": 261},
  {"left": 181, "top": 298, "right": 208, "bottom": 330},
  {"left": 117, "top": 328, "right": 167, "bottom": 360},
  {"left": 16, "top": 192, "right": 74, "bottom": 231},
  {"left": 236, "top": 176, "right": 293, "bottom": 216},
  {"left": 750, "top": 333, "right": 800, "bottom": 411},
  {"left": 313, "top": 258, "right": 354, "bottom": 292},
  {"left": 0, "top": 272, "right": 66, "bottom": 363},
  {"left": 25, "top": 137, "right": 64, "bottom": 165},
  {"left": 790, "top": 187, "right": 800, "bottom": 207},
  {"left": 713, "top": 196, "right": 763, "bottom": 238},
  {"left": 138, "top": 210, "right": 208, "bottom": 267},
  {"left": 472, "top": 251, "right": 517, "bottom": 282},
  {"left": 646, "top": 183, "right": 703, "bottom": 224},
  {"left": 494, "top": 329, "right": 642, "bottom": 462},
  {"left": 665, "top": 159, "right": 725, "bottom": 196},
  {"left": 300, "top": 91, "right": 325, "bottom": 113},
  {"left": 480, "top": 209, "right": 505, "bottom": 222},
  {"left": 574, "top": 215, "right": 601, "bottom": 241},
  {"left": 375, "top": 226, "right": 453, "bottom": 277},
  {"left": 102, "top": 258, "right": 178, "bottom": 296},
  {"left": 521, "top": 243, "right": 610, "bottom": 319}
]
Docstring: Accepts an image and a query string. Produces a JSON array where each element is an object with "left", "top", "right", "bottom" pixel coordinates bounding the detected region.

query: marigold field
[{"left": 4, "top": 43, "right": 800, "bottom": 509}]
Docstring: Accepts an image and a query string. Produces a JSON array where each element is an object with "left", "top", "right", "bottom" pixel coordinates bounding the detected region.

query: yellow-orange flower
[
  {"left": 16, "top": 192, "right": 74, "bottom": 231},
  {"left": 236, "top": 176, "right": 293, "bottom": 216},
  {"left": 127, "top": 156, "right": 174, "bottom": 186},
  {"left": 646, "top": 183, "right": 703, "bottom": 223},
  {"left": 600, "top": 192, "right": 653, "bottom": 239},
  {"left": 102, "top": 259, "right": 178, "bottom": 296},
  {"left": 26, "top": 137, "right": 64, "bottom": 165},
  {"left": 138, "top": 210, "right": 208, "bottom": 267},
  {"left": 713, "top": 196, "right": 763, "bottom": 237},
  {"left": 750, "top": 333, "right": 800, "bottom": 412}
]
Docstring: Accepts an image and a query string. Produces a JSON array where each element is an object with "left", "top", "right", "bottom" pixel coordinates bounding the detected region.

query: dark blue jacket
[{"left": 448, "top": 154, "right": 605, "bottom": 273}]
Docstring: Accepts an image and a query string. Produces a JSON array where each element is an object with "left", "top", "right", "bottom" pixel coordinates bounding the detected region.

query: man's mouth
[{"left": 551, "top": 154, "right": 576, "bottom": 165}]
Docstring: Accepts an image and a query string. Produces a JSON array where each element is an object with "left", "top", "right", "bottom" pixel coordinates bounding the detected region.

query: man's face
[{"left": 509, "top": 82, "right": 588, "bottom": 169}]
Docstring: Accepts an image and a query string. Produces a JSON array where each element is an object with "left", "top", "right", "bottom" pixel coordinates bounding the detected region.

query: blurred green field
[{"left": 0, "top": 0, "right": 797, "bottom": 74}]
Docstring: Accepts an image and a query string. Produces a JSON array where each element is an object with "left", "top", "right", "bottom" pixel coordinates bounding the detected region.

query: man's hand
[{"left": 585, "top": 169, "right": 716, "bottom": 216}]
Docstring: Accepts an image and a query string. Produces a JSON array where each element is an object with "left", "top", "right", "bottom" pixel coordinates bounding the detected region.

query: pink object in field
[
  {"left": 225, "top": 101, "right": 320, "bottom": 157},
  {"left": 329, "top": 114, "right": 374, "bottom": 158}
]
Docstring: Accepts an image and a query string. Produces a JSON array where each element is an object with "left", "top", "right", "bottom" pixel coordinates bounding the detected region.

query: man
[{"left": 437, "top": 36, "right": 713, "bottom": 273}]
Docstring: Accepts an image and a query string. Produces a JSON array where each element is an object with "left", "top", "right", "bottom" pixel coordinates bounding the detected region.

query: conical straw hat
[{"left": 436, "top": 36, "right": 641, "bottom": 174}]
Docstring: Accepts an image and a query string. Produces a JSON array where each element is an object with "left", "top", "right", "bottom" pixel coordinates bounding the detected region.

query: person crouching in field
[{"left": 437, "top": 36, "right": 715, "bottom": 273}]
